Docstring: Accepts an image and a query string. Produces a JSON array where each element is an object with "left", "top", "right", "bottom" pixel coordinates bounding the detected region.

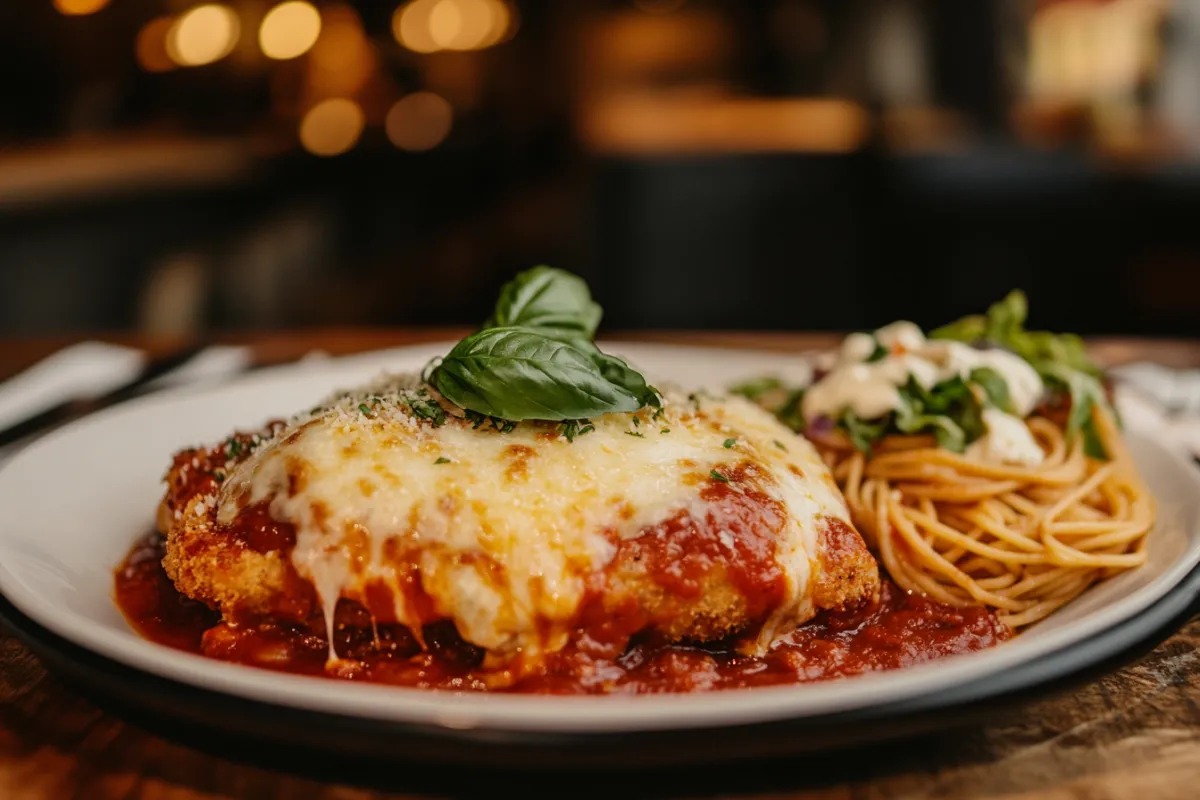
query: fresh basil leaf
[
  {"left": 1067, "top": 383, "right": 1095, "bottom": 443},
  {"left": 900, "top": 377, "right": 932, "bottom": 413},
  {"left": 957, "top": 400, "right": 985, "bottom": 445},
  {"left": 969, "top": 367, "right": 1015, "bottom": 414},
  {"left": 929, "top": 377, "right": 973, "bottom": 414},
  {"left": 1039, "top": 361, "right": 1109, "bottom": 445},
  {"left": 894, "top": 390, "right": 969, "bottom": 452},
  {"left": 901, "top": 376, "right": 970, "bottom": 416},
  {"left": 895, "top": 377, "right": 980, "bottom": 451},
  {"left": 985, "top": 290, "right": 1028, "bottom": 345},
  {"left": 930, "top": 314, "right": 987, "bottom": 345},
  {"left": 1082, "top": 418, "right": 1109, "bottom": 460},
  {"left": 1026, "top": 331, "right": 1099, "bottom": 377},
  {"left": 841, "top": 409, "right": 890, "bottom": 453},
  {"left": 931, "top": 419, "right": 967, "bottom": 452},
  {"left": 590, "top": 350, "right": 661, "bottom": 409},
  {"left": 482, "top": 325, "right": 661, "bottom": 412},
  {"left": 934, "top": 290, "right": 1103, "bottom": 382},
  {"left": 485, "top": 266, "right": 602, "bottom": 338},
  {"left": 432, "top": 328, "right": 646, "bottom": 421}
]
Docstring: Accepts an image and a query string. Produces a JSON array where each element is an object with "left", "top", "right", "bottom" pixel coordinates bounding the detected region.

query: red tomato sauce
[{"left": 115, "top": 532, "right": 1009, "bottom": 694}]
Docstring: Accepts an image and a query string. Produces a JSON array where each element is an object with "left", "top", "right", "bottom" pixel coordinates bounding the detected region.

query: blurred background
[{"left": 2, "top": 0, "right": 1199, "bottom": 337}]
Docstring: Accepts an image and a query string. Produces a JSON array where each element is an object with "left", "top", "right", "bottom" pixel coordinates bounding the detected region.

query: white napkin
[
  {"left": 0, "top": 342, "right": 253, "bottom": 468},
  {"left": 141, "top": 345, "right": 254, "bottom": 391},
  {"left": 0, "top": 342, "right": 146, "bottom": 432},
  {"left": 1111, "top": 362, "right": 1200, "bottom": 460}
]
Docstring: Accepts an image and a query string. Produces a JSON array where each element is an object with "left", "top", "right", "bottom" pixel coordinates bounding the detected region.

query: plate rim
[{"left": 0, "top": 341, "right": 1197, "bottom": 735}]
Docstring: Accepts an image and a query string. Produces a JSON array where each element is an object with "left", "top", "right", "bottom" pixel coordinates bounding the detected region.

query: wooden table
[{"left": 1, "top": 330, "right": 1198, "bottom": 800}]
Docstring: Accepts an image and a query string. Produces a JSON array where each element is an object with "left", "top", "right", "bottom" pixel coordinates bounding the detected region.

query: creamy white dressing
[
  {"left": 966, "top": 408, "right": 1045, "bottom": 467},
  {"left": 804, "top": 321, "right": 1046, "bottom": 465}
]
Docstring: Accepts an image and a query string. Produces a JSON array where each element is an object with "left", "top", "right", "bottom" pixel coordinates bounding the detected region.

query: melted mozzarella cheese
[{"left": 216, "top": 374, "right": 852, "bottom": 661}]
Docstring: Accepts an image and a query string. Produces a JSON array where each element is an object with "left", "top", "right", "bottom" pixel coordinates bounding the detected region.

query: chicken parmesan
[{"left": 149, "top": 373, "right": 880, "bottom": 684}]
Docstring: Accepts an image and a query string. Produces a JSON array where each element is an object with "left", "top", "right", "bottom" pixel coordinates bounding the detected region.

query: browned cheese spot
[{"left": 503, "top": 444, "right": 536, "bottom": 483}]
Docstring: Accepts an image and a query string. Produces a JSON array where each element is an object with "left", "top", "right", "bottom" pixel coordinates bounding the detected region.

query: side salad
[{"left": 733, "top": 292, "right": 1113, "bottom": 462}]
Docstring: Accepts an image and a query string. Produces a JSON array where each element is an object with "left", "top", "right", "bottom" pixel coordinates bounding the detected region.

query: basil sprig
[
  {"left": 432, "top": 267, "right": 660, "bottom": 422},
  {"left": 483, "top": 265, "right": 602, "bottom": 338}
]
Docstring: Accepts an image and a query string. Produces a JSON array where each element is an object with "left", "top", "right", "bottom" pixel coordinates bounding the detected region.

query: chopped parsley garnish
[
  {"left": 660, "top": 428, "right": 670, "bottom": 434},
  {"left": 224, "top": 439, "right": 243, "bottom": 459},
  {"left": 409, "top": 397, "right": 447, "bottom": 427},
  {"left": 465, "top": 409, "right": 487, "bottom": 429},
  {"left": 358, "top": 403, "right": 373, "bottom": 416},
  {"left": 710, "top": 469, "right": 730, "bottom": 483},
  {"left": 434, "top": 457, "right": 452, "bottom": 464},
  {"left": 632, "top": 416, "right": 641, "bottom": 427},
  {"left": 211, "top": 469, "right": 226, "bottom": 482},
  {"left": 773, "top": 439, "right": 788, "bottom": 451},
  {"left": 625, "top": 431, "right": 644, "bottom": 438},
  {"left": 723, "top": 437, "right": 737, "bottom": 449},
  {"left": 558, "top": 419, "right": 595, "bottom": 442},
  {"left": 652, "top": 407, "right": 665, "bottom": 422}
]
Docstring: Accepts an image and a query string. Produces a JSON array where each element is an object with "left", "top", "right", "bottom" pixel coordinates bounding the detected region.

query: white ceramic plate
[{"left": 0, "top": 342, "right": 1197, "bottom": 736}]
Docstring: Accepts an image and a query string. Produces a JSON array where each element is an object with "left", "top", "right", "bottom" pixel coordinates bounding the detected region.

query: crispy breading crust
[
  {"left": 158, "top": 444, "right": 879, "bottom": 654},
  {"left": 812, "top": 517, "right": 881, "bottom": 611},
  {"left": 161, "top": 495, "right": 309, "bottom": 621}
]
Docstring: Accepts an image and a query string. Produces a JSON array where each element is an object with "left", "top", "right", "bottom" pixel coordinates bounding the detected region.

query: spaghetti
[
  {"left": 735, "top": 291, "right": 1157, "bottom": 630},
  {"left": 815, "top": 402, "right": 1153, "bottom": 628}
]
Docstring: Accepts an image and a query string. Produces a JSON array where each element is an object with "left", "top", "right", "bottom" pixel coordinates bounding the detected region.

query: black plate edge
[{"left": 1, "top": 563, "right": 1197, "bottom": 783}]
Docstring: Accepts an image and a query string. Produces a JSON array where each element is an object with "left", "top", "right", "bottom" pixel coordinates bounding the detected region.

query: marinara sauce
[{"left": 115, "top": 533, "right": 1009, "bottom": 694}]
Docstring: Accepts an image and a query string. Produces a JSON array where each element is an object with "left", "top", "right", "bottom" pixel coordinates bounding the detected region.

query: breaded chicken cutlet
[{"left": 158, "top": 375, "right": 880, "bottom": 679}]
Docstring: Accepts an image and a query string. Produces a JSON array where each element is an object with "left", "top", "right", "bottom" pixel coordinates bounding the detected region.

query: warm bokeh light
[
  {"left": 136, "top": 17, "right": 178, "bottom": 73},
  {"left": 167, "top": 4, "right": 241, "bottom": 67},
  {"left": 299, "top": 98, "right": 365, "bottom": 156},
  {"left": 259, "top": 1, "right": 322, "bottom": 61},
  {"left": 393, "top": 0, "right": 512, "bottom": 53},
  {"left": 428, "top": 0, "right": 465, "bottom": 48},
  {"left": 1027, "top": 0, "right": 1167, "bottom": 103},
  {"left": 581, "top": 96, "right": 868, "bottom": 154},
  {"left": 394, "top": 0, "right": 439, "bottom": 54},
  {"left": 386, "top": 92, "right": 454, "bottom": 151},
  {"left": 485, "top": 0, "right": 515, "bottom": 45},
  {"left": 53, "top": 0, "right": 111, "bottom": 14},
  {"left": 308, "top": 4, "right": 376, "bottom": 97}
]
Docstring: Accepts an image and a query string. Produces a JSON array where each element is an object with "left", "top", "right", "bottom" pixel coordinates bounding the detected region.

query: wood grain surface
[{"left": 0, "top": 330, "right": 1198, "bottom": 800}]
